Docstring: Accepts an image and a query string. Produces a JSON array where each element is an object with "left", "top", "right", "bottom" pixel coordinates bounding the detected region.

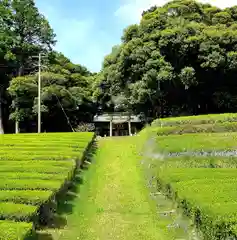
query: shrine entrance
[
  {"left": 93, "top": 112, "right": 143, "bottom": 137},
  {"left": 113, "top": 123, "right": 129, "bottom": 136}
]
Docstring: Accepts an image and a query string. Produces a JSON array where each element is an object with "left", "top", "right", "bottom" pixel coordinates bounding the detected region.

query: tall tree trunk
[
  {"left": 0, "top": 87, "right": 4, "bottom": 134},
  {"left": 15, "top": 65, "right": 23, "bottom": 134},
  {"left": 15, "top": 115, "right": 19, "bottom": 134}
]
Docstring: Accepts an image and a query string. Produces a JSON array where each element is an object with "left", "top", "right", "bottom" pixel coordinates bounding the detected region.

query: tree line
[
  {"left": 2, "top": 0, "right": 237, "bottom": 133},
  {"left": 95, "top": 0, "right": 237, "bottom": 120},
  {"left": 0, "top": 0, "right": 95, "bottom": 133}
]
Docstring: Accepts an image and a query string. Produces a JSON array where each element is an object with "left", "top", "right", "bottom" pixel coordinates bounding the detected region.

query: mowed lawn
[{"left": 58, "top": 137, "right": 168, "bottom": 240}]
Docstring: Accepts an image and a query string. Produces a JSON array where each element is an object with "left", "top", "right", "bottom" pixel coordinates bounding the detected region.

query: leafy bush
[
  {"left": 0, "top": 220, "right": 32, "bottom": 240},
  {"left": 0, "top": 202, "right": 37, "bottom": 221},
  {"left": 75, "top": 122, "right": 95, "bottom": 132}
]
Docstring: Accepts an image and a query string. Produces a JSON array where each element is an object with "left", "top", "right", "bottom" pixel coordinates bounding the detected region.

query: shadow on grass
[
  {"left": 26, "top": 140, "right": 97, "bottom": 240},
  {"left": 25, "top": 232, "right": 54, "bottom": 240}
]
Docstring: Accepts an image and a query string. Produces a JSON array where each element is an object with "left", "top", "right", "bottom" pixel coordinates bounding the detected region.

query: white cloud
[
  {"left": 115, "top": 0, "right": 164, "bottom": 23},
  {"left": 198, "top": 0, "right": 237, "bottom": 9},
  {"left": 115, "top": 0, "right": 237, "bottom": 24}
]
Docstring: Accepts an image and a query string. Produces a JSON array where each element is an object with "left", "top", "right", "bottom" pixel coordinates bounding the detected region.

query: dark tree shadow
[
  {"left": 25, "top": 140, "right": 98, "bottom": 240},
  {"left": 27, "top": 232, "right": 54, "bottom": 240}
]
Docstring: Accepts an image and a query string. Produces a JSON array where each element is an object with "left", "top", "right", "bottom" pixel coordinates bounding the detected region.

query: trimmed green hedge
[
  {"left": 0, "top": 202, "right": 37, "bottom": 221},
  {"left": 0, "top": 190, "right": 53, "bottom": 205},
  {"left": 0, "top": 179, "right": 63, "bottom": 191},
  {"left": 0, "top": 172, "right": 67, "bottom": 180},
  {"left": 0, "top": 160, "right": 74, "bottom": 167},
  {"left": 140, "top": 113, "right": 237, "bottom": 239},
  {"left": 0, "top": 132, "right": 95, "bottom": 239},
  {"left": 0, "top": 220, "right": 32, "bottom": 240},
  {"left": 156, "top": 132, "right": 237, "bottom": 153},
  {"left": 0, "top": 152, "right": 83, "bottom": 161},
  {"left": 160, "top": 156, "right": 237, "bottom": 168},
  {"left": 157, "top": 168, "right": 237, "bottom": 239},
  {"left": 152, "top": 113, "right": 237, "bottom": 127},
  {"left": 154, "top": 122, "right": 237, "bottom": 136},
  {"left": 0, "top": 165, "right": 73, "bottom": 174}
]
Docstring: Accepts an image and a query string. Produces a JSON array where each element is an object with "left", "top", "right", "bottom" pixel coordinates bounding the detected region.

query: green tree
[
  {"left": 0, "top": 0, "right": 55, "bottom": 133},
  {"left": 8, "top": 52, "right": 95, "bottom": 132},
  {"left": 95, "top": 0, "right": 237, "bottom": 119}
]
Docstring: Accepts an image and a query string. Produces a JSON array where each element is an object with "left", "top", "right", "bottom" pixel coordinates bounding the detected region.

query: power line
[
  {"left": 15, "top": 53, "right": 75, "bottom": 133},
  {"left": 53, "top": 93, "right": 75, "bottom": 132},
  {"left": 32, "top": 53, "right": 48, "bottom": 133}
]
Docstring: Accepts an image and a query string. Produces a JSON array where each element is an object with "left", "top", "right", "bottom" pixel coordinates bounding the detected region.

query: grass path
[{"left": 54, "top": 137, "right": 170, "bottom": 240}]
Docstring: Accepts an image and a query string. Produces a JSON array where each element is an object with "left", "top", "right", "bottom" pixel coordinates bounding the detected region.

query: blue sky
[{"left": 35, "top": 0, "right": 237, "bottom": 73}]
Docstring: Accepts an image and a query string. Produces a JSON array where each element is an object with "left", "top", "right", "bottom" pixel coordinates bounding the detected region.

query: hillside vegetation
[
  {"left": 139, "top": 113, "right": 237, "bottom": 239},
  {"left": 0, "top": 132, "right": 94, "bottom": 239},
  {"left": 3, "top": 0, "right": 237, "bottom": 133},
  {"left": 95, "top": 0, "right": 237, "bottom": 119}
]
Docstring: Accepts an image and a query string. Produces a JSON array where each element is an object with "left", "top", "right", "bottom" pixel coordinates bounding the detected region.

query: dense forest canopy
[
  {"left": 1, "top": 0, "right": 237, "bottom": 133},
  {"left": 96, "top": 0, "right": 237, "bottom": 119},
  {"left": 0, "top": 0, "right": 95, "bottom": 133}
]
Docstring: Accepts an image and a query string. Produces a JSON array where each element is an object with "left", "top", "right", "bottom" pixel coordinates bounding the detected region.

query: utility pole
[
  {"left": 32, "top": 53, "right": 47, "bottom": 133},
  {"left": 38, "top": 53, "right": 41, "bottom": 133}
]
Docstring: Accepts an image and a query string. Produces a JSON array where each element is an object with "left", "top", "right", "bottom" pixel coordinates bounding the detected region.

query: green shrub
[
  {"left": 0, "top": 172, "right": 67, "bottom": 180},
  {"left": 156, "top": 132, "right": 237, "bottom": 153},
  {"left": 0, "top": 220, "right": 33, "bottom": 240},
  {"left": 0, "top": 202, "right": 37, "bottom": 221},
  {"left": 141, "top": 113, "right": 237, "bottom": 239},
  {"left": 155, "top": 122, "right": 237, "bottom": 135},
  {"left": 0, "top": 132, "right": 95, "bottom": 233},
  {"left": 160, "top": 156, "right": 237, "bottom": 168},
  {"left": 152, "top": 113, "right": 237, "bottom": 127},
  {"left": 0, "top": 190, "right": 53, "bottom": 205},
  {"left": 0, "top": 165, "right": 73, "bottom": 174},
  {"left": 157, "top": 168, "right": 237, "bottom": 239},
  {"left": 0, "top": 152, "right": 82, "bottom": 161},
  {"left": 75, "top": 123, "right": 95, "bottom": 132},
  {"left": 0, "top": 179, "right": 63, "bottom": 190},
  {"left": 0, "top": 160, "right": 74, "bottom": 167}
]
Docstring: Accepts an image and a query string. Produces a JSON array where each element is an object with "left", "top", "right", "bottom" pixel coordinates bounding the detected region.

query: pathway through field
[{"left": 55, "top": 137, "right": 169, "bottom": 240}]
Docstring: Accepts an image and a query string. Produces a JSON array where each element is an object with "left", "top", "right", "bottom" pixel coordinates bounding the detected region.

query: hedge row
[
  {"left": 0, "top": 190, "right": 53, "bottom": 205},
  {"left": 0, "top": 152, "right": 83, "bottom": 161},
  {"left": 0, "top": 172, "right": 67, "bottom": 180},
  {"left": 0, "top": 220, "right": 32, "bottom": 240},
  {"left": 0, "top": 202, "right": 38, "bottom": 221},
  {"left": 152, "top": 113, "right": 237, "bottom": 127},
  {"left": 156, "top": 132, "right": 237, "bottom": 153},
  {"left": 142, "top": 113, "right": 237, "bottom": 239},
  {"left": 154, "top": 122, "right": 237, "bottom": 136},
  {"left": 0, "top": 165, "right": 73, "bottom": 174},
  {"left": 157, "top": 168, "right": 237, "bottom": 239},
  {"left": 0, "top": 160, "right": 74, "bottom": 167},
  {"left": 160, "top": 156, "right": 237, "bottom": 168},
  {"left": 0, "top": 179, "right": 63, "bottom": 191},
  {"left": 0, "top": 132, "right": 95, "bottom": 239},
  {"left": 0, "top": 147, "right": 85, "bottom": 153}
]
